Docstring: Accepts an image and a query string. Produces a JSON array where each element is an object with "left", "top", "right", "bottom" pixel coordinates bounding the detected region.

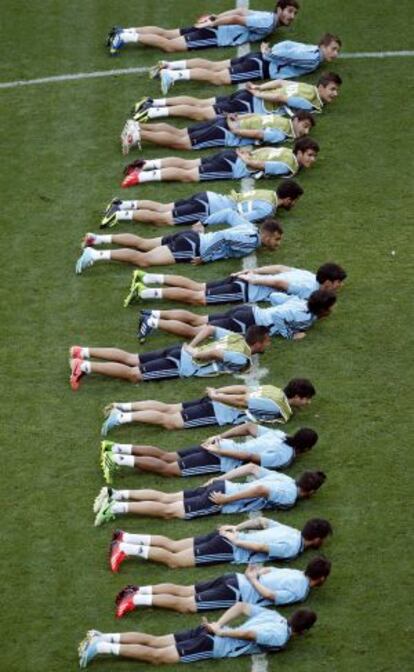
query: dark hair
[
  {"left": 305, "top": 556, "right": 332, "bottom": 581},
  {"left": 293, "top": 110, "right": 316, "bottom": 128},
  {"left": 289, "top": 609, "right": 317, "bottom": 634},
  {"left": 293, "top": 137, "right": 320, "bottom": 155},
  {"left": 286, "top": 427, "right": 318, "bottom": 453},
  {"left": 276, "top": 179, "right": 304, "bottom": 200},
  {"left": 261, "top": 218, "right": 284, "bottom": 236},
  {"left": 297, "top": 470, "right": 326, "bottom": 494},
  {"left": 319, "top": 33, "right": 342, "bottom": 48},
  {"left": 284, "top": 378, "right": 316, "bottom": 399},
  {"left": 245, "top": 325, "right": 270, "bottom": 345},
  {"left": 307, "top": 289, "right": 337, "bottom": 318},
  {"left": 316, "top": 262, "right": 347, "bottom": 284},
  {"left": 276, "top": 0, "right": 300, "bottom": 10},
  {"left": 302, "top": 518, "right": 333, "bottom": 540},
  {"left": 317, "top": 71, "right": 343, "bottom": 88}
]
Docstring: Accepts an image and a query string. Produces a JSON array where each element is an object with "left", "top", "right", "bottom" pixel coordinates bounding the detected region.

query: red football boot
[
  {"left": 115, "top": 584, "right": 139, "bottom": 607},
  {"left": 116, "top": 595, "right": 136, "bottom": 619},
  {"left": 70, "top": 358, "right": 84, "bottom": 391},
  {"left": 110, "top": 541, "right": 127, "bottom": 573},
  {"left": 70, "top": 346, "right": 83, "bottom": 360},
  {"left": 121, "top": 169, "right": 141, "bottom": 188}
]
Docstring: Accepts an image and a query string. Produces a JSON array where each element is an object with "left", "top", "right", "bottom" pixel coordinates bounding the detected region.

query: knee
[{"left": 163, "top": 416, "right": 181, "bottom": 430}]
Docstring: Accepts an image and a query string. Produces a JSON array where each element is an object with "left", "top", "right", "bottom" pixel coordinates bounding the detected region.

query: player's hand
[
  {"left": 246, "top": 81, "right": 259, "bottom": 92},
  {"left": 182, "top": 343, "right": 197, "bottom": 357},
  {"left": 191, "top": 256, "right": 203, "bottom": 266},
  {"left": 219, "top": 524, "right": 236, "bottom": 534},
  {"left": 202, "top": 439, "right": 220, "bottom": 453},
  {"left": 205, "top": 386, "right": 217, "bottom": 399},
  {"left": 195, "top": 14, "right": 216, "bottom": 28},
  {"left": 221, "top": 530, "right": 237, "bottom": 542},
  {"left": 209, "top": 491, "right": 226, "bottom": 504},
  {"left": 293, "top": 332, "right": 306, "bottom": 340},
  {"left": 204, "top": 476, "right": 220, "bottom": 486},
  {"left": 245, "top": 565, "right": 259, "bottom": 579},
  {"left": 201, "top": 434, "right": 220, "bottom": 447},
  {"left": 191, "top": 221, "right": 205, "bottom": 233},
  {"left": 202, "top": 618, "right": 220, "bottom": 634}
]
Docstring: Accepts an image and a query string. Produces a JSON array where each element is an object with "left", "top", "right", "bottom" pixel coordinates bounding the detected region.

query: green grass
[{"left": 0, "top": 1, "right": 413, "bottom": 671}]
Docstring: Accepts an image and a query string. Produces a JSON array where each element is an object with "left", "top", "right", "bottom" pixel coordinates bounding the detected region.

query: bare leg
[
  {"left": 134, "top": 200, "right": 173, "bottom": 211},
  {"left": 132, "top": 210, "right": 174, "bottom": 226},
  {"left": 140, "top": 128, "right": 191, "bottom": 150},
  {"left": 143, "top": 122, "right": 186, "bottom": 133},
  {"left": 148, "top": 546, "right": 196, "bottom": 568},
  {"left": 156, "top": 287, "right": 208, "bottom": 305},
  {"left": 110, "top": 233, "right": 163, "bottom": 251},
  {"left": 127, "top": 488, "right": 182, "bottom": 502},
  {"left": 157, "top": 167, "right": 200, "bottom": 182},
  {"left": 128, "top": 409, "right": 185, "bottom": 429},
  {"left": 133, "top": 457, "right": 182, "bottom": 476},
  {"left": 117, "top": 643, "right": 179, "bottom": 664},
  {"left": 151, "top": 582, "right": 195, "bottom": 597},
  {"left": 158, "top": 104, "right": 217, "bottom": 121},
  {"left": 128, "top": 400, "right": 183, "bottom": 412},
  {"left": 164, "top": 95, "right": 216, "bottom": 106},
  {"left": 164, "top": 274, "right": 206, "bottom": 290},
  {"left": 119, "top": 631, "right": 175, "bottom": 646},
  {"left": 185, "top": 57, "right": 231, "bottom": 70},
  {"left": 185, "top": 68, "right": 232, "bottom": 85},
  {"left": 134, "top": 26, "right": 181, "bottom": 39},
  {"left": 125, "top": 500, "right": 184, "bottom": 519},
  {"left": 148, "top": 535, "right": 194, "bottom": 552},
  {"left": 159, "top": 156, "right": 200, "bottom": 169},
  {"left": 136, "top": 34, "right": 188, "bottom": 52},
  {"left": 151, "top": 594, "right": 197, "bottom": 613},
  {"left": 89, "top": 361, "right": 141, "bottom": 383},
  {"left": 159, "top": 308, "right": 207, "bottom": 324},
  {"left": 109, "top": 246, "right": 176, "bottom": 267},
  {"left": 130, "top": 445, "right": 179, "bottom": 461},
  {"left": 156, "top": 319, "right": 198, "bottom": 338},
  {"left": 88, "top": 347, "right": 138, "bottom": 365}
]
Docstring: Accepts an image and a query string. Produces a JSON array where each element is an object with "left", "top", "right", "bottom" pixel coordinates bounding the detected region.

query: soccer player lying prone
[
  {"left": 115, "top": 557, "right": 330, "bottom": 617},
  {"left": 93, "top": 465, "right": 326, "bottom": 525},
  {"left": 120, "top": 110, "right": 315, "bottom": 155},
  {"left": 132, "top": 72, "right": 342, "bottom": 123},
  {"left": 101, "top": 180, "right": 303, "bottom": 229},
  {"left": 107, "top": 515, "right": 332, "bottom": 572},
  {"left": 100, "top": 424, "right": 318, "bottom": 483},
  {"left": 154, "top": 33, "right": 341, "bottom": 94},
  {"left": 125, "top": 262, "right": 347, "bottom": 307},
  {"left": 120, "top": 138, "right": 319, "bottom": 187},
  {"left": 107, "top": 2, "right": 299, "bottom": 55},
  {"left": 100, "top": 379, "right": 316, "bottom": 435},
  {"left": 68, "top": 325, "right": 270, "bottom": 391},
  {"left": 137, "top": 289, "right": 337, "bottom": 343},
  {"left": 75, "top": 220, "right": 283, "bottom": 275},
  {"left": 78, "top": 602, "right": 315, "bottom": 668}
]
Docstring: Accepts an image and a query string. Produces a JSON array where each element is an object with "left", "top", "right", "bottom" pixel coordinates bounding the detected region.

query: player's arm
[
  {"left": 247, "top": 79, "right": 285, "bottom": 92},
  {"left": 186, "top": 324, "right": 216, "bottom": 349},
  {"left": 245, "top": 566, "right": 276, "bottom": 601},
  {"left": 207, "top": 387, "right": 248, "bottom": 407},
  {"left": 234, "top": 516, "right": 269, "bottom": 531},
  {"left": 215, "top": 422, "right": 259, "bottom": 440},
  {"left": 210, "top": 483, "right": 269, "bottom": 506},
  {"left": 203, "top": 602, "right": 253, "bottom": 636},
  {"left": 204, "top": 441, "right": 261, "bottom": 464},
  {"left": 211, "top": 8, "right": 248, "bottom": 25},
  {"left": 211, "top": 462, "right": 260, "bottom": 482}
]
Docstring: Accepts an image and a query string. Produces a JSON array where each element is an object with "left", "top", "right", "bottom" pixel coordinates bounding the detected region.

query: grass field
[{"left": 1, "top": 1, "right": 413, "bottom": 671}]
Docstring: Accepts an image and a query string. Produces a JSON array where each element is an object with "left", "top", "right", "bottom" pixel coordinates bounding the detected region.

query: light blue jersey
[
  {"left": 179, "top": 327, "right": 250, "bottom": 378},
  {"left": 213, "top": 605, "right": 290, "bottom": 658},
  {"left": 263, "top": 41, "right": 323, "bottom": 80},
  {"left": 205, "top": 191, "right": 276, "bottom": 227},
  {"left": 216, "top": 11, "right": 277, "bottom": 48},
  {"left": 199, "top": 223, "right": 260, "bottom": 262},
  {"left": 236, "top": 568, "right": 310, "bottom": 606},
  {"left": 246, "top": 267, "right": 319, "bottom": 302},
  {"left": 232, "top": 519, "right": 303, "bottom": 563},
  {"left": 219, "top": 426, "right": 293, "bottom": 472},
  {"left": 222, "top": 469, "right": 298, "bottom": 513},
  {"left": 252, "top": 296, "right": 316, "bottom": 339},
  {"left": 212, "top": 390, "right": 288, "bottom": 427}
]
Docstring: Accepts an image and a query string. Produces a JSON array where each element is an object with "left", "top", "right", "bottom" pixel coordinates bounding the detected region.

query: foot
[
  {"left": 108, "top": 28, "right": 124, "bottom": 55},
  {"left": 93, "top": 486, "right": 112, "bottom": 514},
  {"left": 133, "top": 96, "right": 153, "bottom": 114},
  {"left": 101, "top": 409, "right": 123, "bottom": 436},
  {"left": 112, "top": 528, "right": 125, "bottom": 544},
  {"left": 78, "top": 635, "right": 100, "bottom": 668},
  {"left": 70, "top": 345, "right": 84, "bottom": 360},
  {"left": 94, "top": 500, "right": 116, "bottom": 527},
  {"left": 70, "top": 358, "right": 84, "bottom": 391},
  {"left": 123, "top": 270, "right": 146, "bottom": 307},
  {"left": 149, "top": 61, "right": 168, "bottom": 79},
  {"left": 102, "top": 451, "right": 120, "bottom": 484},
  {"left": 75, "top": 247, "right": 95, "bottom": 275},
  {"left": 110, "top": 540, "right": 127, "bottom": 573},
  {"left": 116, "top": 594, "right": 136, "bottom": 618},
  {"left": 160, "top": 69, "right": 174, "bottom": 95},
  {"left": 137, "top": 312, "right": 154, "bottom": 344},
  {"left": 82, "top": 233, "right": 98, "bottom": 248},
  {"left": 121, "top": 119, "right": 141, "bottom": 155},
  {"left": 100, "top": 440, "right": 114, "bottom": 467},
  {"left": 101, "top": 198, "right": 121, "bottom": 228},
  {"left": 115, "top": 584, "right": 139, "bottom": 606},
  {"left": 121, "top": 168, "right": 141, "bottom": 188}
]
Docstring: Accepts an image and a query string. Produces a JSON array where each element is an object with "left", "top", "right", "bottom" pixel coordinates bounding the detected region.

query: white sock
[
  {"left": 119, "top": 412, "right": 132, "bottom": 424},
  {"left": 148, "top": 316, "right": 159, "bottom": 328},
  {"left": 139, "top": 170, "right": 161, "bottom": 183},
  {"left": 123, "top": 532, "right": 151, "bottom": 545},
  {"left": 120, "top": 542, "right": 150, "bottom": 559},
  {"left": 133, "top": 593, "right": 153, "bottom": 606},
  {"left": 80, "top": 347, "right": 90, "bottom": 358},
  {"left": 152, "top": 98, "right": 167, "bottom": 106},
  {"left": 151, "top": 310, "right": 161, "bottom": 318},
  {"left": 115, "top": 210, "right": 134, "bottom": 221},
  {"left": 138, "top": 586, "right": 153, "bottom": 595},
  {"left": 118, "top": 402, "right": 132, "bottom": 411},
  {"left": 148, "top": 107, "right": 169, "bottom": 119},
  {"left": 94, "top": 234, "right": 112, "bottom": 244},
  {"left": 143, "top": 159, "right": 162, "bottom": 170},
  {"left": 99, "top": 633, "right": 120, "bottom": 643},
  {"left": 96, "top": 642, "right": 120, "bottom": 655},
  {"left": 171, "top": 69, "right": 190, "bottom": 82},
  {"left": 120, "top": 31, "right": 139, "bottom": 44},
  {"left": 113, "top": 454, "right": 135, "bottom": 468},
  {"left": 111, "top": 502, "right": 128, "bottom": 514},
  {"left": 119, "top": 200, "right": 139, "bottom": 209},
  {"left": 140, "top": 288, "right": 163, "bottom": 299},
  {"left": 96, "top": 250, "right": 111, "bottom": 261},
  {"left": 168, "top": 60, "right": 187, "bottom": 70},
  {"left": 142, "top": 273, "right": 165, "bottom": 284},
  {"left": 111, "top": 443, "right": 133, "bottom": 454},
  {"left": 113, "top": 489, "right": 130, "bottom": 500},
  {"left": 80, "top": 361, "right": 91, "bottom": 374}
]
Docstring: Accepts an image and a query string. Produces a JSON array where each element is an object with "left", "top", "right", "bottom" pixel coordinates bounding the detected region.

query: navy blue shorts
[
  {"left": 183, "top": 480, "right": 226, "bottom": 519},
  {"left": 193, "top": 530, "right": 235, "bottom": 566},
  {"left": 199, "top": 150, "right": 238, "bottom": 181},
  {"left": 181, "top": 397, "right": 218, "bottom": 429},
  {"left": 139, "top": 345, "right": 181, "bottom": 381},
  {"left": 180, "top": 26, "right": 219, "bottom": 51},
  {"left": 229, "top": 52, "right": 270, "bottom": 83},
  {"left": 214, "top": 90, "right": 256, "bottom": 115},
  {"left": 208, "top": 305, "right": 256, "bottom": 334},
  {"left": 174, "top": 625, "right": 215, "bottom": 662},
  {"left": 161, "top": 230, "right": 200, "bottom": 262},
  {"left": 188, "top": 117, "right": 228, "bottom": 150},
  {"left": 205, "top": 276, "right": 249, "bottom": 304},
  {"left": 195, "top": 573, "right": 240, "bottom": 610},
  {"left": 177, "top": 446, "right": 221, "bottom": 476},
  {"left": 172, "top": 192, "right": 209, "bottom": 225}
]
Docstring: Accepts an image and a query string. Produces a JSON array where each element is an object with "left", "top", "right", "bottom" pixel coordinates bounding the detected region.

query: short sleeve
[
  {"left": 256, "top": 628, "right": 285, "bottom": 648},
  {"left": 260, "top": 451, "right": 286, "bottom": 468},
  {"left": 264, "top": 161, "right": 290, "bottom": 176},
  {"left": 222, "top": 351, "right": 249, "bottom": 367},
  {"left": 263, "top": 128, "right": 285, "bottom": 144},
  {"left": 212, "top": 326, "right": 233, "bottom": 340},
  {"left": 286, "top": 96, "right": 314, "bottom": 111},
  {"left": 268, "top": 292, "right": 291, "bottom": 306}
]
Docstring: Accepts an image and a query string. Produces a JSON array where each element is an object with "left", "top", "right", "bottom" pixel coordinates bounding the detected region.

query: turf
[{"left": 0, "top": 1, "right": 413, "bottom": 671}]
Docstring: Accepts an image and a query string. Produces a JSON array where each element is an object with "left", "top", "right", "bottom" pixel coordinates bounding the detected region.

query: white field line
[{"left": 1, "top": 51, "right": 413, "bottom": 91}]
